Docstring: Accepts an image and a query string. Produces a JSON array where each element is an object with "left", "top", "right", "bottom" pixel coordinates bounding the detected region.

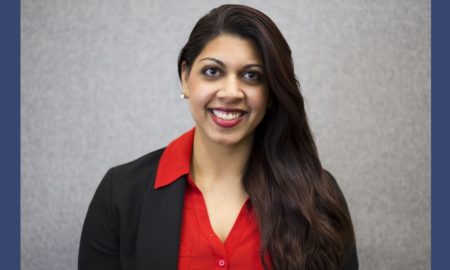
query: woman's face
[{"left": 182, "top": 34, "right": 269, "bottom": 147}]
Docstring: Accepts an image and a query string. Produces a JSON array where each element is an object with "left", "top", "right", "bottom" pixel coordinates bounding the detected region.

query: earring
[{"left": 180, "top": 93, "right": 188, "bottom": 99}]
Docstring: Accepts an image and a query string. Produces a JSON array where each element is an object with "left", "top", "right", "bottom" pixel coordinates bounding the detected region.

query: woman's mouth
[{"left": 209, "top": 109, "right": 246, "bottom": 128}]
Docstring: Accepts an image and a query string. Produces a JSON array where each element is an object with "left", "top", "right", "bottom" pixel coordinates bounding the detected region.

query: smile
[
  {"left": 209, "top": 109, "right": 246, "bottom": 128},
  {"left": 212, "top": 109, "right": 243, "bottom": 120}
]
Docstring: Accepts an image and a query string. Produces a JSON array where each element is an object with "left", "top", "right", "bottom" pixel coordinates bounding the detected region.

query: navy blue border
[
  {"left": 431, "top": 1, "right": 449, "bottom": 270},
  {"left": 0, "top": 0, "right": 20, "bottom": 269}
]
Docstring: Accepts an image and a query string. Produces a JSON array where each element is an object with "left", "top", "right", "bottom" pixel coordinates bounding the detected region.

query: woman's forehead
[{"left": 194, "top": 35, "right": 263, "bottom": 68}]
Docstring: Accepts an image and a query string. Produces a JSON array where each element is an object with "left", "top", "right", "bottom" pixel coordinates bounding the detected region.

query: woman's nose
[{"left": 216, "top": 76, "right": 245, "bottom": 100}]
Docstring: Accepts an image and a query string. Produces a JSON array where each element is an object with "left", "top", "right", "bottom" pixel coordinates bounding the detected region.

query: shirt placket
[{"left": 192, "top": 186, "right": 231, "bottom": 269}]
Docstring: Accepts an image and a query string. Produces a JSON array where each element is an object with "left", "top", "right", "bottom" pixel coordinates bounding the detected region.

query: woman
[{"left": 79, "top": 4, "right": 358, "bottom": 270}]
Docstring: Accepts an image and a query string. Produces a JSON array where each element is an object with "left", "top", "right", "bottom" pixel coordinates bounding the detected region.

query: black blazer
[{"left": 78, "top": 148, "right": 358, "bottom": 270}]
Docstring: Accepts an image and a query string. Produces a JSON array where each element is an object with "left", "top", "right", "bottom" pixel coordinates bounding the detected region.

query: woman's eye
[
  {"left": 243, "top": 71, "right": 261, "bottom": 81},
  {"left": 203, "top": 67, "right": 220, "bottom": 77}
]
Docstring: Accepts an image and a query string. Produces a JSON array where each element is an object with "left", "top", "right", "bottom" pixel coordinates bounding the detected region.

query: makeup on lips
[{"left": 209, "top": 108, "right": 246, "bottom": 128}]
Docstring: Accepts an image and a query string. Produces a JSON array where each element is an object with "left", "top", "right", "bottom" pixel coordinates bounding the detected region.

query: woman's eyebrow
[
  {"left": 243, "top": 64, "right": 264, "bottom": 70},
  {"left": 199, "top": 57, "right": 264, "bottom": 69},
  {"left": 199, "top": 57, "right": 225, "bottom": 67}
]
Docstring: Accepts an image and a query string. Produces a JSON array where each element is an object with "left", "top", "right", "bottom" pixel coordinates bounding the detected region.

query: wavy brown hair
[{"left": 178, "top": 4, "right": 355, "bottom": 270}]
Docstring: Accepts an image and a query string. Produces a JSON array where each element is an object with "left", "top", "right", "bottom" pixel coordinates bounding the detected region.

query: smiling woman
[{"left": 78, "top": 4, "right": 358, "bottom": 270}]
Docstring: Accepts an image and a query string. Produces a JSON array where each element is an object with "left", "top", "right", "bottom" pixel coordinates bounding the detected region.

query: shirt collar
[{"left": 154, "top": 128, "right": 195, "bottom": 189}]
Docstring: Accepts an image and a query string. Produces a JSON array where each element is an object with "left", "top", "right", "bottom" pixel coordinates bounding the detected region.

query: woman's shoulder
[
  {"left": 92, "top": 148, "right": 166, "bottom": 207},
  {"left": 110, "top": 148, "right": 165, "bottom": 178}
]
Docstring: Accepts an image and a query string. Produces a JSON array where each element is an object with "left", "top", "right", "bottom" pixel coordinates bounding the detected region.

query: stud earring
[{"left": 180, "top": 93, "right": 188, "bottom": 99}]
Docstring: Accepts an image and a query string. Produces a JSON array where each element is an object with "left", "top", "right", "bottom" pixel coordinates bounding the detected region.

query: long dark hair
[{"left": 178, "top": 4, "right": 355, "bottom": 270}]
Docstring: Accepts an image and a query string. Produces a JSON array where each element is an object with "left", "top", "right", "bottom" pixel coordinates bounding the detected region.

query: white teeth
[{"left": 212, "top": 109, "right": 242, "bottom": 120}]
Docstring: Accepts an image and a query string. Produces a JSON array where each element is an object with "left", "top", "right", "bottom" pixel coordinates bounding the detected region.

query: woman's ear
[{"left": 181, "top": 62, "right": 190, "bottom": 97}]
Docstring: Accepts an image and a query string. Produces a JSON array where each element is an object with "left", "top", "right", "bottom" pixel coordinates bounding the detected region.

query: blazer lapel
[{"left": 136, "top": 175, "right": 186, "bottom": 270}]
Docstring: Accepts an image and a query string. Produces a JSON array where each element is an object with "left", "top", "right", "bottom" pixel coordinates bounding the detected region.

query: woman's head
[{"left": 178, "top": 4, "right": 310, "bottom": 150}]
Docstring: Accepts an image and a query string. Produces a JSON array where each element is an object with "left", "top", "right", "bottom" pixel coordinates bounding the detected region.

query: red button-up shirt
[{"left": 155, "top": 129, "right": 265, "bottom": 270}]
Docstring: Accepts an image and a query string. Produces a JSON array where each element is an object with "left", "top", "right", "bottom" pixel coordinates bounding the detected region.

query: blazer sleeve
[{"left": 78, "top": 169, "right": 121, "bottom": 270}]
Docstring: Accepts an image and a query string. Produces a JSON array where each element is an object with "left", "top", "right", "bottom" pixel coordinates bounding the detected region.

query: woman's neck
[{"left": 191, "top": 130, "right": 253, "bottom": 193}]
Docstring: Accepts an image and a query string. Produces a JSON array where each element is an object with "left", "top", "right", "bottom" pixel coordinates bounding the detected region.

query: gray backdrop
[{"left": 21, "top": 0, "right": 430, "bottom": 269}]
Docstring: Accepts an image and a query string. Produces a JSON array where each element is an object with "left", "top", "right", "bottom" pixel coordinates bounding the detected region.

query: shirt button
[{"left": 218, "top": 259, "right": 226, "bottom": 267}]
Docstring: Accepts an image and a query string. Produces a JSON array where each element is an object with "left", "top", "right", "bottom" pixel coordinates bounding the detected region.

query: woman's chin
[{"left": 200, "top": 129, "right": 253, "bottom": 148}]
